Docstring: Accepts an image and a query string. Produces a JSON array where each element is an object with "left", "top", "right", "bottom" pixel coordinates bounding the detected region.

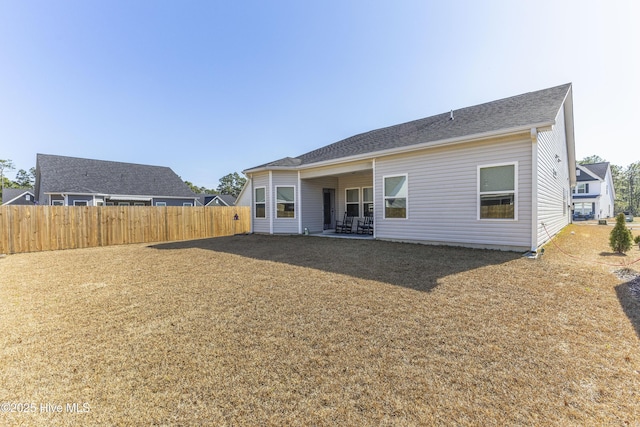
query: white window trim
[
  {"left": 155, "top": 202, "right": 167, "bottom": 207},
  {"left": 183, "top": 202, "right": 193, "bottom": 206},
  {"left": 118, "top": 202, "right": 130, "bottom": 206},
  {"left": 73, "top": 200, "right": 89, "bottom": 206},
  {"left": 134, "top": 202, "right": 146, "bottom": 206},
  {"left": 383, "top": 173, "right": 409, "bottom": 220},
  {"left": 275, "top": 185, "right": 296, "bottom": 219},
  {"left": 345, "top": 187, "right": 360, "bottom": 217},
  {"left": 477, "top": 161, "right": 518, "bottom": 221},
  {"left": 254, "top": 186, "right": 267, "bottom": 219},
  {"left": 52, "top": 200, "right": 64, "bottom": 206}
]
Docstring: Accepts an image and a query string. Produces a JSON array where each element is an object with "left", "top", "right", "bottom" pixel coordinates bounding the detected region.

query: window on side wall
[
  {"left": 575, "top": 183, "right": 589, "bottom": 194},
  {"left": 52, "top": 200, "right": 64, "bottom": 206},
  {"left": 383, "top": 175, "right": 407, "bottom": 219},
  {"left": 155, "top": 202, "right": 166, "bottom": 207},
  {"left": 73, "top": 200, "right": 88, "bottom": 206},
  {"left": 255, "top": 187, "right": 266, "bottom": 218},
  {"left": 346, "top": 188, "right": 359, "bottom": 217},
  {"left": 478, "top": 163, "right": 517, "bottom": 220},
  {"left": 276, "top": 186, "right": 295, "bottom": 218}
]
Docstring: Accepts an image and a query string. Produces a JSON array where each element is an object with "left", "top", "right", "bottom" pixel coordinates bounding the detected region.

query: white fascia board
[
  {"left": 44, "top": 191, "right": 109, "bottom": 197},
  {"left": 562, "top": 86, "right": 577, "bottom": 187},
  {"left": 44, "top": 192, "right": 196, "bottom": 200},
  {"left": 111, "top": 194, "right": 197, "bottom": 200}
]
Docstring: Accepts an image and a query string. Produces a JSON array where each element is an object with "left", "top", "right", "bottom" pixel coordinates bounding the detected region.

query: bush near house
[{"left": 610, "top": 213, "right": 633, "bottom": 253}]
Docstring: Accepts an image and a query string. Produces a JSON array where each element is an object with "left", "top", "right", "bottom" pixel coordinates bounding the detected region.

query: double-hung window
[
  {"left": 363, "top": 187, "right": 373, "bottom": 216},
  {"left": 276, "top": 186, "right": 295, "bottom": 218},
  {"left": 255, "top": 187, "right": 266, "bottom": 218},
  {"left": 384, "top": 175, "right": 408, "bottom": 219},
  {"left": 478, "top": 163, "right": 517, "bottom": 220},
  {"left": 345, "top": 188, "right": 360, "bottom": 217},
  {"left": 575, "top": 183, "right": 589, "bottom": 194}
]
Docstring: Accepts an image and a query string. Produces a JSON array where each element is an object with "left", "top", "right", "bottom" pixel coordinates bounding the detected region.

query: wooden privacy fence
[{"left": 0, "top": 205, "right": 251, "bottom": 254}]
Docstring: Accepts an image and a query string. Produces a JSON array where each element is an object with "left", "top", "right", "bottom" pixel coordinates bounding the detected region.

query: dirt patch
[{"left": 0, "top": 225, "right": 639, "bottom": 425}]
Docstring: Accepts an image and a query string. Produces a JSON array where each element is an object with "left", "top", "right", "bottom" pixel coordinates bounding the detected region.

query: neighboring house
[
  {"left": 196, "top": 194, "right": 236, "bottom": 206},
  {"left": 572, "top": 162, "right": 615, "bottom": 219},
  {"left": 2, "top": 188, "right": 36, "bottom": 205},
  {"left": 34, "top": 154, "right": 198, "bottom": 206},
  {"left": 239, "top": 83, "right": 577, "bottom": 253}
]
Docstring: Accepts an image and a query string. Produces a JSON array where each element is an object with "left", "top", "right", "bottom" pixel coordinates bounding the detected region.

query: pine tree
[{"left": 609, "top": 213, "right": 633, "bottom": 253}]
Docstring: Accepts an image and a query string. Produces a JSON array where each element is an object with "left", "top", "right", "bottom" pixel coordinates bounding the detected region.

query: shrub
[
  {"left": 610, "top": 213, "right": 633, "bottom": 253},
  {"left": 635, "top": 235, "right": 640, "bottom": 245}
]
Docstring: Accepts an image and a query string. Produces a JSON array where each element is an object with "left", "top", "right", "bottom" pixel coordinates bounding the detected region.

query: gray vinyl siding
[
  {"left": 301, "top": 176, "right": 338, "bottom": 233},
  {"left": 536, "top": 105, "right": 571, "bottom": 246},
  {"left": 251, "top": 172, "right": 271, "bottom": 234},
  {"left": 374, "top": 136, "right": 533, "bottom": 250},
  {"left": 272, "top": 171, "right": 299, "bottom": 234}
]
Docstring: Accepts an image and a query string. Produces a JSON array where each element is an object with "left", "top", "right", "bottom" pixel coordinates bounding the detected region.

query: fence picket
[{"left": 0, "top": 206, "right": 250, "bottom": 254}]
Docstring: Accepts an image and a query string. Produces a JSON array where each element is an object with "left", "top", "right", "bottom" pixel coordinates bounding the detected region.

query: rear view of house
[
  {"left": 239, "top": 83, "right": 577, "bottom": 252},
  {"left": 34, "top": 154, "right": 198, "bottom": 206}
]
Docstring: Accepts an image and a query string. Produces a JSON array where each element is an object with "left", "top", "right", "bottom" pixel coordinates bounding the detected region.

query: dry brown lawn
[{"left": 1, "top": 224, "right": 639, "bottom": 426}]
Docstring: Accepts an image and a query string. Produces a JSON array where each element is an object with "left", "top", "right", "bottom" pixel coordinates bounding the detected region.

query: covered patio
[{"left": 299, "top": 159, "right": 374, "bottom": 235}]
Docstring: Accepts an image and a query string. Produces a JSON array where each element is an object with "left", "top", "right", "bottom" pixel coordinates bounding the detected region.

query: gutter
[{"left": 43, "top": 192, "right": 197, "bottom": 200}]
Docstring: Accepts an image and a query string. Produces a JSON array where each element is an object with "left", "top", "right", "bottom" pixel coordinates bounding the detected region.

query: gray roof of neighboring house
[
  {"left": 214, "top": 194, "right": 237, "bottom": 206},
  {"left": 36, "top": 154, "right": 196, "bottom": 198},
  {"left": 247, "top": 83, "right": 572, "bottom": 171},
  {"left": 195, "top": 194, "right": 236, "bottom": 206},
  {"left": 2, "top": 188, "right": 35, "bottom": 204},
  {"left": 578, "top": 162, "right": 609, "bottom": 181}
]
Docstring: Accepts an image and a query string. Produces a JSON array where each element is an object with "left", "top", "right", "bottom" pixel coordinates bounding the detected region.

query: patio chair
[
  {"left": 335, "top": 213, "right": 354, "bottom": 233},
  {"left": 356, "top": 215, "right": 373, "bottom": 235}
]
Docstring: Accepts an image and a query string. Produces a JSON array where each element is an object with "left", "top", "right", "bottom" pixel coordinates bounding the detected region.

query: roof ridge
[{"left": 245, "top": 83, "right": 572, "bottom": 172}]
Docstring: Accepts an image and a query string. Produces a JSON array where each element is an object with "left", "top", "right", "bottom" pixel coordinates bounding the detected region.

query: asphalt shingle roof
[
  {"left": 2, "top": 188, "right": 34, "bottom": 204},
  {"left": 36, "top": 154, "right": 196, "bottom": 198},
  {"left": 579, "top": 162, "right": 609, "bottom": 181},
  {"left": 248, "top": 83, "right": 571, "bottom": 170}
]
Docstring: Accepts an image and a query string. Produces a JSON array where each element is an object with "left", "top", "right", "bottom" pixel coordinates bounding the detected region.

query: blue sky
[{"left": 1, "top": 0, "right": 638, "bottom": 189}]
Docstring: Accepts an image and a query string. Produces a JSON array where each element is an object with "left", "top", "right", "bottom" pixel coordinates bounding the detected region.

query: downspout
[
  {"left": 530, "top": 128, "right": 539, "bottom": 252},
  {"left": 249, "top": 173, "right": 254, "bottom": 234},
  {"left": 297, "top": 170, "right": 302, "bottom": 234},
  {"left": 372, "top": 158, "right": 376, "bottom": 239},
  {"left": 268, "top": 170, "right": 273, "bottom": 235}
]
